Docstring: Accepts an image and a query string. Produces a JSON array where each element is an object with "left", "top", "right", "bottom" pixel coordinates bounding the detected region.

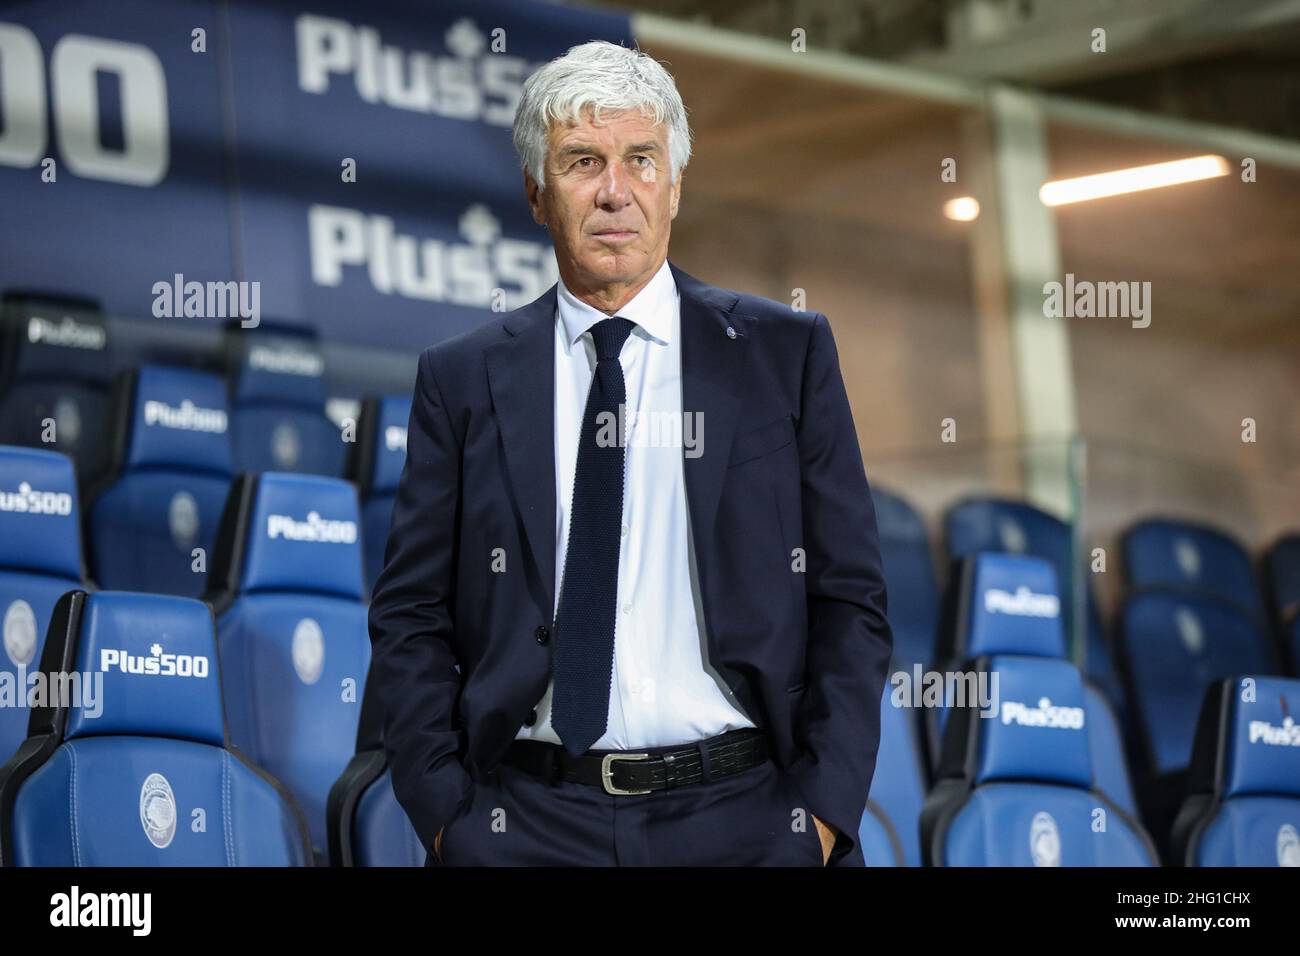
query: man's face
[{"left": 526, "top": 107, "right": 681, "bottom": 295}]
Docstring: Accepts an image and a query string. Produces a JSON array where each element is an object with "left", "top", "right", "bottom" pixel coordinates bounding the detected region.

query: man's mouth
[{"left": 593, "top": 230, "right": 638, "bottom": 241}]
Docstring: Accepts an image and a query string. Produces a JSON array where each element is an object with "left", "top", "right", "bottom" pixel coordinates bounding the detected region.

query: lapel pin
[{"left": 725, "top": 326, "right": 737, "bottom": 339}]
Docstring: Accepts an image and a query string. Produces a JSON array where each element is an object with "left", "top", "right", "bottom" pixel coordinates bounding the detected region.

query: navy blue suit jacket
[{"left": 368, "top": 259, "right": 892, "bottom": 866}]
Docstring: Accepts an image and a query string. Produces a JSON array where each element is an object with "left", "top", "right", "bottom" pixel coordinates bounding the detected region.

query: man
[{"left": 369, "top": 40, "right": 891, "bottom": 867}]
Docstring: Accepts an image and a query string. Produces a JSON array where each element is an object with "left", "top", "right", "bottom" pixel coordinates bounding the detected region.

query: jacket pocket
[
  {"left": 437, "top": 782, "right": 478, "bottom": 864},
  {"left": 726, "top": 415, "right": 795, "bottom": 469}
]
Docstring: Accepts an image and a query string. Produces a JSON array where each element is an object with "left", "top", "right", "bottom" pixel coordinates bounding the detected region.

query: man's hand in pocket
[{"left": 812, "top": 815, "right": 837, "bottom": 865}]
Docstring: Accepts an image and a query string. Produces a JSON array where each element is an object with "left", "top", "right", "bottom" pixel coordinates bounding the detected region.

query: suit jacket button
[
  {"left": 524, "top": 708, "right": 537, "bottom": 727},
  {"left": 535, "top": 625, "right": 550, "bottom": 644}
]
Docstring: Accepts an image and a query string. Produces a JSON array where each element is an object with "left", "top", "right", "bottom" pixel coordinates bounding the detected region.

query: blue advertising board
[{"left": 0, "top": 0, "right": 633, "bottom": 349}]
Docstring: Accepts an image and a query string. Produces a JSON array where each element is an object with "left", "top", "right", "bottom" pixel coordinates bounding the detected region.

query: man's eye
[
  {"left": 631, "top": 156, "right": 650, "bottom": 166},
  {"left": 575, "top": 157, "right": 597, "bottom": 168}
]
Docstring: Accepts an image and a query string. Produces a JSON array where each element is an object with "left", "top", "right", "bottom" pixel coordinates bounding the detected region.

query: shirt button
[
  {"left": 535, "top": 625, "right": 550, "bottom": 644},
  {"left": 622, "top": 603, "right": 632, "bottom": 615},
  {"left": 621, "top": 524, "right": 629, "bottom": 537}
]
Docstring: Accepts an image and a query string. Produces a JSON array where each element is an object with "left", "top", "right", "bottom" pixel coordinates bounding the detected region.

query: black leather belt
[{"left": 501, "top": 728, "right": 770, "bottom": 795}]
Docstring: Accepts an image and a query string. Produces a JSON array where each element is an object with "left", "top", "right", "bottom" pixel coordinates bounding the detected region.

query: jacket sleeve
[
  {"left": 786, "top": 311, "right": 893, "bottom": 866},
  {"left": 367, "top": 345, "right": 473, "bottom": 852}
]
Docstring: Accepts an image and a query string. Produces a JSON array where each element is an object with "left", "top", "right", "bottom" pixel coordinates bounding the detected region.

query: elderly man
[{"left": 369, "top": 40, "right": 891, "bottom": 867}]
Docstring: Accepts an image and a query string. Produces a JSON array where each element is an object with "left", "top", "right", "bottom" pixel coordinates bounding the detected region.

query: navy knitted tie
[{"left": 552, "top": 316, "right": 636, "bottom": 756}]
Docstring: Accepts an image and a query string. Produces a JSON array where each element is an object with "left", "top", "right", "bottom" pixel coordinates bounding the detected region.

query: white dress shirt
[{"left": 514, "top": 258, "right": 757, "bottom": 749}]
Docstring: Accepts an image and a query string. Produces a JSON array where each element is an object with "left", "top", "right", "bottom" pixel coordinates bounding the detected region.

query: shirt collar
[{"left": 556, "top": 258, "right": 676, "bottom": 348}]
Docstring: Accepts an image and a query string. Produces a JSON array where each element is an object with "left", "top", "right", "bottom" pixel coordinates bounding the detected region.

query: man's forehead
[{"left": 548, "top": 108, "right": 667, "bottom": 147}]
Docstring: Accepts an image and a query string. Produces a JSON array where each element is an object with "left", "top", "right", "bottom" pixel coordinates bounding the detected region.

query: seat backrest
[
  {"left": 925, "top": 552, "right": 1063, "bottom": 762},
  {"left": 857, "top": 801, "right": 905, "bottom": 867},
  {"left": 350, "top": 395, "right": 411, "bottom": 596},
  {"left": 227, "top": 327, "right": 343, "bottom": 476},
  {"left": 0, "top": 590, "right": 311, "bottom": 865},
  {"left": 1122, "top": 518, "right": 1263, "bottom": 616},
  {"left": 920, "top": 655, "right": 1157, "bottom": 866},
  {"left": 1173, "top": 676, "right": 1300, "bottom": 866},
  {"left": 326, "top": 657, "right": 425, "bottom": 866},
  {"left": 938, "top": 552, "right": 1067, "bottom": 663},
  {"left": 329, "top": 752, "right": 426, "bottom": 867},
  {"left": 944, "top": 497, "right": 1122, "bottom": 713},
  {"left": 1082, "top": 681, "right": 1138, "bottom": 817},
  {"left": 1265, "top": 534, "right": 1300, "bottom": 673},
  {"left": 88, "top": 365, "right": 233, "bottom": 598},
  {"left": 0, "top": 446, "right": 85, "bottom": 765},
  {"left": 946, "top": 497, "right": 1071, "bottom": 571},
  {"left": 1118, "top": 590, "right": 1275, "bottom": 779},
  {"left": 1286, "top": 618, "right": 1300, "bottom": 680},
  {"left": 924, "top": 553, "right": 1137, "bottom": 815},
  {"left": 1265, "top": 534, "right": 1300, "bottom": 622},
  {"left": 0, "top": 299, "right": 114, "bottom": 484},
  {"left": 870, "top": 487, "right": 939, "bottom": 671},
  {"left": 206, "top": 472, "right": 370, "bottom": 859},
  {"left": 869, "top": 682, "right": 929, "bottom": 866}
]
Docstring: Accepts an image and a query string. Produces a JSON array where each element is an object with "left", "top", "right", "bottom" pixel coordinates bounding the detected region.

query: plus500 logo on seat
[
  {"left": 266, "top": 511, "right": 357, "bottom": 544},
  {"left": 1000, "top": 697, "right": 1085, "bottom": 729},
  {"left": 1249, "top": 717, "right": 1300, "bottom": 748},
  {"left": 100, "top": 642, "right": 209, "bottom": 678},
  {"left": 142, "top": 400, "right": 228, "bottom": 434},
  {"left": 984, "top": 586, "right": 1060, "bottom": 618},
  {"left": 0, "top": 482, "right": 74, "bottom": 516}
]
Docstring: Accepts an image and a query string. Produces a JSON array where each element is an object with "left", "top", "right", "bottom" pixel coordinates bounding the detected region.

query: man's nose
[{"left": 595, "top": 162, "right": 633, "bottom": 208}]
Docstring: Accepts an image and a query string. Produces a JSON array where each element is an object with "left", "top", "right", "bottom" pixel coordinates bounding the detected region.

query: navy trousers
[{"left": 428, "top": 730, "right": 863, "bottom": 867}]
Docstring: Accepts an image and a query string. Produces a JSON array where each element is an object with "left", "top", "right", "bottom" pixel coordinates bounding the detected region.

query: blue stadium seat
[
  {"left": 0, "top": 590, "right": 312, "bottom": 865},
  {"left": 1116, "top": 590, "right": 1276, "bottom": 850},
  {"left": 919, "top": 655, "right": 1157, "bottom": 866},
  {"left": 923, "top": 552, "right": 1062, "bottom": 767},
  {"left": 938, "top": 552, "right": 1068, "bottom": 662},
  {"left": 0, "top": 446, "right": 86, "bottom": 764},
  {"left": 1118, "top": 591, "right": 1277, "bottom": 779},
  {"left": 227, "top": 328, "right": 344, "bottom": 477},
  {"left": 945, "top": 496, "right": 1125, "bottom": 714},
  {"left": 205, "top": 472, "right": 370, "bottom": 860},
  {"left": 1285, "top": 619, "right": 1300, "bottom": 681},
  {"left": 327, "top": 676, "right": 425, "bottom": 867},
  {"left": 338, "top": 765, "right": 426, "bottom": 867},
  {"left": 1122, "top": 517, "right": 1264, "bottom": 617},
  {"left": 857, "top": 802, "right": 904, "bottom": 867},
  {"left": 1264, "top": 534, "right": 1300, "bottom": 673},
  {"left": 925, "top": 553, "right": 1138, "bottom": 816},
  {"left": 868, "top": 682, "right": 928, "bottom": 866},
  {"left": 1171, "top": 676, "right": 1300, "bottom": 866},
  {"left": 0, "top": 299, "right": 114, "bottom": 485},
  {"left": 349, "top": 395, "right": 411, "bottom": 595},
  {"left": 870, "top": 487, "right": 939, "bottom": 671},
  {"left": 1265, "top": 534, "right": 1300, "bottom": 620},
  {"left": 87, "top": 365, "right": 233, "bottom": 598}
]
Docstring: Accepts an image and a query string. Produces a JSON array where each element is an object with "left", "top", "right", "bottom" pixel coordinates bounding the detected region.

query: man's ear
[
  {"left": 670, "top": 173, "right": 682, "bottom": 220},
  {"left": 525, "top": 171, "right": 545, "bottom": 226}
]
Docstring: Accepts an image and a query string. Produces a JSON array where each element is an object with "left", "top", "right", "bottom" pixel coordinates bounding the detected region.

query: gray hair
[{"left": 513, "top": 40, "right": 692, "bottom": 190}]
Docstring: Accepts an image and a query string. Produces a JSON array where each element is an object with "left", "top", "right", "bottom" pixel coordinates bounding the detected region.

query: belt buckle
[{"left": 600, "top": 753, "right": 652, "bottom": 795}]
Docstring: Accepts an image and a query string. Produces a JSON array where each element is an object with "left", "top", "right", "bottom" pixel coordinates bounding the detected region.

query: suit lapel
[
  {"left": 673, "top": 260, "right": 750, "bottom": 551},
  {"left": 483, "top": 260, "right": 750, "bottom": 623},
  {"left": 485, "top": 287, "right": 559, "bottom": 618}
]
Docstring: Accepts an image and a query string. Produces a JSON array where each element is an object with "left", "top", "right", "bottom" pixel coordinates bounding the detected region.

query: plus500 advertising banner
[{"left": 0, "top": 0, "right": 632, "bottom": 349}]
